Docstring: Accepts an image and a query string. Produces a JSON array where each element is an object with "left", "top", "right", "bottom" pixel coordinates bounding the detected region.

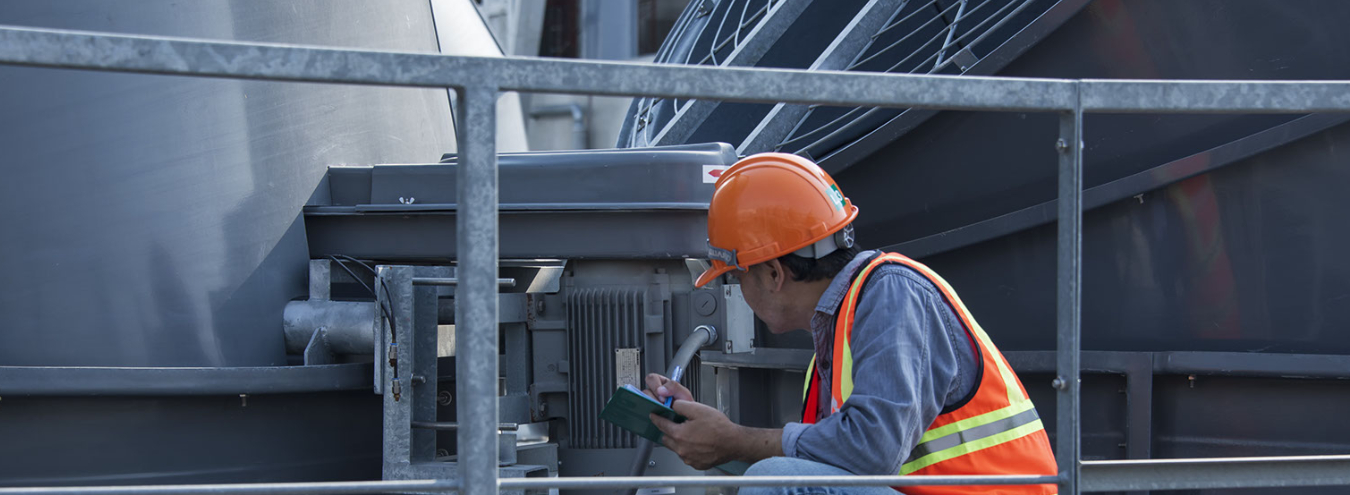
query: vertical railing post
[
  {"left": 1055, "top": 89, "right": 1084, "bottom": 495},
  {"left": 456, "top": 85, "right": 501, "bottom": 495},
  {"left": 380, "top": 265, "right": 417, "bottom": 475}
]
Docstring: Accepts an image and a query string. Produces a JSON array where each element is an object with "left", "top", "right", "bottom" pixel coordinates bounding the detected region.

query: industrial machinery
[
  {"left": 295, "top": 143, "right": 747, "bottom": 487},
  {"left": 4, "top": 1, "right": 1350, "bottom": 494}
]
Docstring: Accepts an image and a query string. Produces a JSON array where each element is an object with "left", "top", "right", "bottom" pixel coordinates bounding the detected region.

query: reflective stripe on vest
[
  {"left": 902, "top": 398, "right": 1042, "bottom": 474},
  {"left": 800, "top": 252, "right": 1057, "bottom": 494}
]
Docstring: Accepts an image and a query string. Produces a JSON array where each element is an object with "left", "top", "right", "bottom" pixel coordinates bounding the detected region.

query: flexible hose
[{"left": 623, "top": 325, "right": 718, "bottom": 495}]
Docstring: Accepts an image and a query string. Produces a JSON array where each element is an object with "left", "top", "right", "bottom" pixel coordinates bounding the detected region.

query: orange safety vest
[{"left": 801, "top": 252, "right": 1058, "bottom": 495}]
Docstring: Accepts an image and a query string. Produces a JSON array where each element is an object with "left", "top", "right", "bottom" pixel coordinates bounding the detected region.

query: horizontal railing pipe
[
  {"left": 1080, "top": 79, "right": 1350, "bottom": 113},
  {"left": 500, "top": 474, "right": 1059, "bottom": 490},
  {"left": 0, "top": 480, "right": 458, "bottom": 495},
  {"left": 7, "top": 27, "right": 1350, "bottom": 114},
  {"left": 0, "top": 25, "right": 1070, "bottom": 111},
  {"left": 1080, "top": 455, "right": 1350, "bottom": 492}
]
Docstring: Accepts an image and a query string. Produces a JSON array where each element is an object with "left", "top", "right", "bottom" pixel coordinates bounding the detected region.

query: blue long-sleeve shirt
[{"left": 780, "top": 250, "right": 980, "bottom": 476}]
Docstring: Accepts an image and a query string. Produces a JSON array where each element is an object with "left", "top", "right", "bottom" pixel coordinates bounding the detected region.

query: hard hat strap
[{"left": 707, "top": 242, "right": 745, "bottom": 271}]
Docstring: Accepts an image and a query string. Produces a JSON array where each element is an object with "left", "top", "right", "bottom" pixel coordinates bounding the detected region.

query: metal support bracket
[
  {"left": 722, "top": 285, "right": 754, "bottom": 354},
  {"left": 302, "top": 327, "right": 335, "bottom": 366}
]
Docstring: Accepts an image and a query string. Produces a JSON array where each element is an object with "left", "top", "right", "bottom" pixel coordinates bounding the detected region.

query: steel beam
[
  {"left": 0, "top": 363, "right": 371, "bottom": 396},
  {"left": 414, "top": 266, "right": 451, "bottom": 462},
  {"left": 1123, "top": 355, "right": 1153, "bottom": 495},
  {"left": 888, "top": 113, "right": 1350, "bottom": 259},
  {"left": 1004, "top": 350, "right": 1350, "bottom": 379},
  {"left": 700, "top": 348, "right": 814, "bottom": 370}
]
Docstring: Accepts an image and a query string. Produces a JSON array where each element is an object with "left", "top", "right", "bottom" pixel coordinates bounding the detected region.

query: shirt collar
[{"left": 813, "top": 249, "right": 879, "bottom": 317}]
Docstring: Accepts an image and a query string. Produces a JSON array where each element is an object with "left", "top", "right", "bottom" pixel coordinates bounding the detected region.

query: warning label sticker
[{"left": 703, "top": 165, "right": 730, "bottom": 184}]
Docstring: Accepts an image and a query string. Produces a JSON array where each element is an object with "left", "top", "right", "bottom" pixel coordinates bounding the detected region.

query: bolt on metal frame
[{"left": 2, "top": 24, "right": 1350, "bottom": 495}]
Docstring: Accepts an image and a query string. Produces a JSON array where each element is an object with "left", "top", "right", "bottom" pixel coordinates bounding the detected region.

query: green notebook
[{"left": 599, "top": 384, "right": 687, "bottom": 443}]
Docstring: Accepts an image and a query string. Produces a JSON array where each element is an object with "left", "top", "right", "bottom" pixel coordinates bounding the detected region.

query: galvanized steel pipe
[
  {"left": 281, "top": 300, "right": 377, "bottom": 354},
  {"left": 454, "top": 84, "right": 499, "bottom": 495},
  {"left": 1055, "top": 98, "right": 1085, "bottom": 495},
  {"left": 505, "top": 474, "right": 1060, "bottom": 490}
]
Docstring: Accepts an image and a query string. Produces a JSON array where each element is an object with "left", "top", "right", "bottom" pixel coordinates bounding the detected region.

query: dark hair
[{"left": 776, "top": 243, "right": 861, "bottom": 283}]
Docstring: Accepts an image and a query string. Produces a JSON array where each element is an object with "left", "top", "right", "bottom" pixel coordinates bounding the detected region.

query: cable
[
  {"left": 334, "top": 254, "right": 378, "bottom": 276},
  {"left": 327, "top": 255, "right": 397, "bottom": 360},
  {"left": 328, "top": 255, "right": 375, "bottom": 296},
  {"left": 331, "top": 256, "right": 396, "bottom": 350}
]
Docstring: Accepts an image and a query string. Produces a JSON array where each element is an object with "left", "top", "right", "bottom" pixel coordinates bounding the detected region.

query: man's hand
[
  {"left": 650, "top": 400, "right": 742, "bottom": 470},
  {"left": 643, "top": 373, "right": 693, "bottom": 403},
  {"left": 642, "top": 372, "right": 784, "bottom": 470}
]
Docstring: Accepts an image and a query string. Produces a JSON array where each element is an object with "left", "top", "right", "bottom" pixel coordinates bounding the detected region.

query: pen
[{"left": 663, "top": 365, "right": 683, "bottom": 408}]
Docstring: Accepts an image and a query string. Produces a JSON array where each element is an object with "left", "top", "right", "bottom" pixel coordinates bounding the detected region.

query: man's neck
[{"left": 788, "top": 279, "right": 832, "bottom": 331}]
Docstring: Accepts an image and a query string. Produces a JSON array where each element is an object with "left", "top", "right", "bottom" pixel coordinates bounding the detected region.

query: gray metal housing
[
  {"left": 0, "top": 0, "right": 457, "bottom": 367},
  {"left": 0, "top": 0, "right": 516, "bottom": 486}
]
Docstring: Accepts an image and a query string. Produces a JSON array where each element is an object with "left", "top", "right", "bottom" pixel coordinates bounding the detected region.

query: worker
[{"left": 644, "top": 153, "right": 1058, "bottom": 495}]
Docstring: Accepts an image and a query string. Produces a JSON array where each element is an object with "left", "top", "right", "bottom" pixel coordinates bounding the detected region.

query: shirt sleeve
[{"left": 780, "top": 269, "right": 969, "bottom": 475}]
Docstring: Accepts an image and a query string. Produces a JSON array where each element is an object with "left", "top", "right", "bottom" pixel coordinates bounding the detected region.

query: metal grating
[
  {"left": 779, "top": 0, "right": 1049, "bottom": 157},
  {"left": 566, "top": 288, "right": 645, "bottom": 449},
  {"left": 617, "top": 0, "right": 1062, "bottom": 161},
  {"left": 628, "top": 0, "right": 781, "bottom": 146}
]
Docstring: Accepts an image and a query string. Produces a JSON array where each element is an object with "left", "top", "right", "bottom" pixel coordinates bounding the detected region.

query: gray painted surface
[
  {"left": 836, "top": 0, "right": 1350, "bottom": 252},
  {"left": 304, "top": 144, "right": 737, "bottom": 261},
  {"left": 0, "top": 0, "right": 456, "bottom": 367},
  {"left": 925, "top": 120, "right": 1350, "bottom": 355},
  {"left": 0, "top": 392, "right": 383, "bottom": 486},
  {"left": 581, "top": 0, "right": 638, "bottom": 61}
]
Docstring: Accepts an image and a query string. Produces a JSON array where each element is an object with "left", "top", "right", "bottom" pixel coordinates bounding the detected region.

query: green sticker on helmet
[{"left": 827, "top": 184, "right": 846, "bottom": 211}]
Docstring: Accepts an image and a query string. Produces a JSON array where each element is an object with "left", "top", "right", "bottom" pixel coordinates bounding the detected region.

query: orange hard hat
[{"left": 695, "top": 153, "right": 859, "bottom": 287}]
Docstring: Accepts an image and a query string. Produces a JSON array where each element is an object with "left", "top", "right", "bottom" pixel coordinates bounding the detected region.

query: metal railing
[{"left": 2, "top": 24, "right": 1350, "bottom": 495}]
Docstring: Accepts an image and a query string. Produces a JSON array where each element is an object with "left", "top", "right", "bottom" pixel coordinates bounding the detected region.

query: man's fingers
[
  {"left": 651, "top": 412, "right": 682, "bottom": 452},
  {"left": 670, "top": 398, "right": 718, "bottom": 419},
  {"left": 650, "top": 412, "right": 675, "bottom": 432},
  {"left": 645, "top": 373, "right": 672, "bottom": 400},
  {"left": 645, "top": 373, "right": 669, "bottom": 390},
  {"left": 670, "top": 400, "right": 697, "bottom": 416}
]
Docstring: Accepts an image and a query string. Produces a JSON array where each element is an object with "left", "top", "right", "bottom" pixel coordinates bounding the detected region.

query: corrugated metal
[{"left": 567, "top": 288, "right": 645, "bottom": 449}]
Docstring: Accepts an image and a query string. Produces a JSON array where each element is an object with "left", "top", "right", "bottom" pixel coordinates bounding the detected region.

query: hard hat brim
[{"left": 694, "top": 261, "right": 734, "bottom": 288}]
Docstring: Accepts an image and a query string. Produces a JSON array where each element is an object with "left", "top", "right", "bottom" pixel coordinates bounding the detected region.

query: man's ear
[{"left": 763, "top": 259, "right": 789, "bottom": 293}]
